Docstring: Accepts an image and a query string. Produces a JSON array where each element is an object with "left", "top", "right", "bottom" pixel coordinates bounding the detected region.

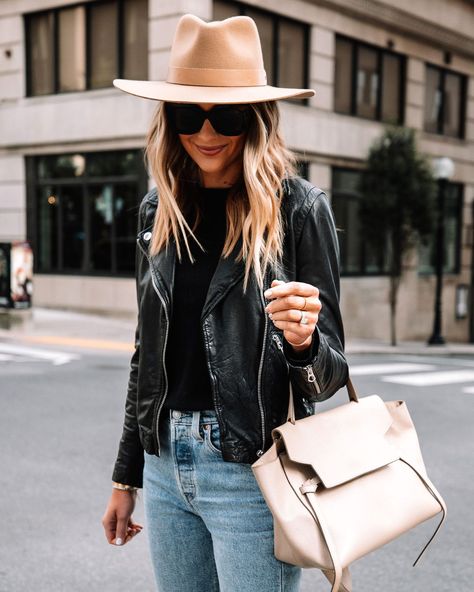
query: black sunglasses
[{"left": 165, "top": 103, "right": 252, "bottom": 136}]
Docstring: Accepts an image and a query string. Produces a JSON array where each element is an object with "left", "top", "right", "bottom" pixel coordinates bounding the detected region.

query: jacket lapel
[
  {"left": 201, "top": 234, "right": 246, "bottom": 321},
  {"left": 139, "top": 215, "right": 248, "bottom": 319},
  {"left": 137, "top": 227, "right": 176, "bottom": 310},
  {"left": 149, "top": 241, "right": 176, "bottom": 309}
]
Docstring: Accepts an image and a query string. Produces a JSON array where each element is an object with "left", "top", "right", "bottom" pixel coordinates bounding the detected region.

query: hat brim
[{"left": 113, "top": 79, "right": 314, "bottom": 104}]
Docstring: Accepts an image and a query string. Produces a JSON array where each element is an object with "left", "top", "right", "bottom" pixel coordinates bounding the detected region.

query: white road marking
[
  {"left": 382, "top": 370, "right": 474, "bottom": 386},
  {"left": 350, "top": 363, "right": 436, "bottom": 376},
  {"left": 0, "top": 343, "right": 79, "bottom": 366},
  {"left": 0, "top": 353, "right": 15, "bottom": 362},
  {"left": 462, "top": 386, "right": 474, "bottom": 394}
]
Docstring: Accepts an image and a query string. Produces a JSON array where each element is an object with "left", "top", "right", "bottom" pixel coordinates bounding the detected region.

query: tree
[{"left": 358, "top": 126, "right": 437, "bottom": 346}]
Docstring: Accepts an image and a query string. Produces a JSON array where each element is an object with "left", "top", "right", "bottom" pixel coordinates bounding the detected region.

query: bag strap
[
  {"left": 400, "top": 458, "right": 447, "bottom": 566},
  {"left": 300, "top": 478, "right": 347, "bottom": 592},
  {"left": 287, "top": 376, "right": 358, "bottom": 424},
  {"left": 299, "top": 458, "right": 447, "bottom": 592}
]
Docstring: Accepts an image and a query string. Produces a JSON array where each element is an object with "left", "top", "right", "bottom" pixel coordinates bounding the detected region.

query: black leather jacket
[{"left": 112, "top": 176, "right": 348, "bottom": 488}]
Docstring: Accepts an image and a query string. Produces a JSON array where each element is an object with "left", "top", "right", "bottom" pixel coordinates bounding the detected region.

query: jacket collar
[{"left": 137, "top": 221, "right": 246, "bottom": 321}]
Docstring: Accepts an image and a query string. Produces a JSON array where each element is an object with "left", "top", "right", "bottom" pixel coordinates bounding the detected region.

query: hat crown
[{"left": 167, "top": 14, "right": 267, "bottom": 87}]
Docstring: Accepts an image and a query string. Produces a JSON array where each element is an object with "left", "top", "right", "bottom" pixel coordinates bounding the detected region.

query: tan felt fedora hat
[{"left": 113, "top": 13, "right": 315, "bottom": 104}]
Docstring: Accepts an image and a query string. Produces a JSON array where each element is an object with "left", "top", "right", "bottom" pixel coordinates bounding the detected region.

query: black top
[{"left": 163, "top": 186, "right": 230, "bottom": 412}]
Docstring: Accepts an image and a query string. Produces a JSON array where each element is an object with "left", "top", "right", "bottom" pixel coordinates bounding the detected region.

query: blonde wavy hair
[{"left": 144, "top": 100, "right": 298, "bottom": 291}]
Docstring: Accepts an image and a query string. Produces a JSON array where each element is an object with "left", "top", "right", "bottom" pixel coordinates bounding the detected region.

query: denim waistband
[{"left": 162, "top": 408, "right": 219, "bottom": 425}]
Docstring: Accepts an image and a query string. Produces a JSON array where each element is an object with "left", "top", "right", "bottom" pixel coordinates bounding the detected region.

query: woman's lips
[{"left": 196, "top": 144, "right": 226, "bottom": 156}]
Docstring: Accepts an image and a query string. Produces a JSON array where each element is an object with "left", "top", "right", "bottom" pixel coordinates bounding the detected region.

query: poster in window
[
  {"left": 0, "top": 242, "right": 34, "bottom": 309},
  {"left": 11, "top": 242, "right": 33, "bottom": 308},
  {"left": 0, "top": 243, "right": 9, "bottom": 307}
]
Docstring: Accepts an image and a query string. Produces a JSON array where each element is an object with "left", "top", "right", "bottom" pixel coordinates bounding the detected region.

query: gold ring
[{"left": 301, "top": 297, "right": 307, "bottom": 311}]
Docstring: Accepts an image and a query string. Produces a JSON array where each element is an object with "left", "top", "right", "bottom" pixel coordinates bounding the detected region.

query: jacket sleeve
[
  {"left": 111, "top": 198, "right": 147, "bottom": 489},
  {"left": 282, "top": 189, "right": 349, "bottom": 403}
]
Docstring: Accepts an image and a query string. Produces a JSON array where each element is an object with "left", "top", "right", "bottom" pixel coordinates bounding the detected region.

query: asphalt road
[{"left": 0, "top": 343, "right": 472, "bottom": 592}]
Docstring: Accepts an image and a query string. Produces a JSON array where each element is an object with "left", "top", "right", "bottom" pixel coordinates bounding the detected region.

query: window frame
[
  {"left": 423, "top": 63, "right": 467, "bottom": 139},
  {"left": 25, "top": 150, "right": 149, "bottom": 278},
  {"left": 24, "top": 0, "right": 148, "bottom": 97},
  {"left": 213, "top": 0, "right": 310, "bottom": 106},
  {"left": 335, "top": 34, "right": 406, "bottom": 125}
]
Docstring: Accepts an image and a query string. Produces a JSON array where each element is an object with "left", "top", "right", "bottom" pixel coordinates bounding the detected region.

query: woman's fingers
[
  {"left": 272, "top": 318, "right": 317, "bottom": 337},
  {"left": 265, "top": 280, "right": 321, "bottom": 348},
  {"left": 266, "top": 296, "right": 321, "bottom": 317},
  {"left": 269, "top": 309, "right": 319, "bottom": 325},
  {"left": 114, "top": 515, "right": 130, "bottom": 546},
  {"left": 264, "top": 281, "right": 321, "bottom": 316},
  {"left": 123, "top": 522, "right": 143, "bottom": 544},
  {"left": 102, "top": 513, "right": 118, "bottom": 544},
  {"left": 265, "top": 280, "right": 319, "bottom": 300},
  {"left": 103, "top": 490, "right": 143, "bottom": 546}
]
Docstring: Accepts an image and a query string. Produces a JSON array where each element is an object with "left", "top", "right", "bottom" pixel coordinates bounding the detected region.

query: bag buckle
[{"left": 300, "top": 477, "right": 319, "bottom": 494}]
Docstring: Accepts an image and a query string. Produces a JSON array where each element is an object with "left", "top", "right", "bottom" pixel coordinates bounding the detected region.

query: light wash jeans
[{"left": 143, "top": 408, "right": 302, "bottom": 592}]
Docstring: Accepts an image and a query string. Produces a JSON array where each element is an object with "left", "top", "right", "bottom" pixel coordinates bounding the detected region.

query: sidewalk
[
  {"left": 1, "top": 306, "right": 474, "bottom": 356},
  {"left": 0, "top": 307, "right": 137, "bottom": 353}
]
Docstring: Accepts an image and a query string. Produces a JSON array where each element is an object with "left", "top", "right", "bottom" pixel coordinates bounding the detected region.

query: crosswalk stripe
[
  {"left": 0, "top": 354, "right": 15, "bottom": 362},
  {"left": 462, "top": 386, "right": 474, "bottom": 394},
  {"left": 0, "top": 343, "right": 79, "bottom": 365},
  {"left": 350, "top": 363, "right": 435, "bottom": 376},
  {"left": 382, "top": 370, "right": 474, "bottom": 386}
]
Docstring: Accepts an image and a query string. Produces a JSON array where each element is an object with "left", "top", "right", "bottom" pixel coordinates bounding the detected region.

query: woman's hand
[
  {"left": 102, "top": 489, "right": 143, "bottom": 546},
  {"left": 264, "top": 279, "right": 322, "bottom": 354}
]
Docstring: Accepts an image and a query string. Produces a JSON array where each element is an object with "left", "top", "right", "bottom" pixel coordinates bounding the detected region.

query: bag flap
[{"left": 273, "top": 395, "right": 399, "bottom": 488}]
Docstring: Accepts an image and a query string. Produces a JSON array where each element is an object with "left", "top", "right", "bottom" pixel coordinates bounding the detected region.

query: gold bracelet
[{"left": 112, "top": 481, "right": 139, "bottom": 491}]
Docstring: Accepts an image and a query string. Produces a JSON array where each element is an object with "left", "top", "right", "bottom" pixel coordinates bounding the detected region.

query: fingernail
[
  {"left": 264, "top": 289, "right": 272, "bottom": 297},
  {"left": 115, "top": 538, "right": 123, "bottom": 546}
]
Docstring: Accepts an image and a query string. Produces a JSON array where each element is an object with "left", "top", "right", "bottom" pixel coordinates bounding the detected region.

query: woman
[{"left": 102, "top": 13, "right": 348, "bottom": 592}]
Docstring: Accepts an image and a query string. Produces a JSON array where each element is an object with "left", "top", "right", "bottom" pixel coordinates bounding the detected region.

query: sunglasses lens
[
  {"left": 172, "top": 106, "right": 203, "bottom": 134},
  {"left": 211, "top": 107, "right": 248, "bottom": 136},
  {"left": 167, "top": 104, "right": 250, "bottom": 136}
]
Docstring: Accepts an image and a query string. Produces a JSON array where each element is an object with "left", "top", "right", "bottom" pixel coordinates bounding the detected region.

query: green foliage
[
  {"left": 358, "top": 126, "right": 436, "bottom": 275},
  {"left": 358, "top": 126, "right": 437, "bottom": 344}
]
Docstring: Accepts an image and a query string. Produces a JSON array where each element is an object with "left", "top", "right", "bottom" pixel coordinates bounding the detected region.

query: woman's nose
[{"left": 197, "top": 117, "right": 219, "bottom": 137}]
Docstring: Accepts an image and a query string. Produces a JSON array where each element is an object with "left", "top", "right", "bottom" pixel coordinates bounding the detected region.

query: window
[
  {"left": 331, "top": 168, "right": 389, "bottom": 276},
  {"left": 89, "top": 1, "right": 118, "bottom": 89},
  {"left": 28, "top": 12, "right": 54, "bottom": 96},
  {"left": 213, "top": 1, "right": 309, "bottom": 103},
  {"left": 356, "top": 46, "right": 378, "bottom": 119},
  {"left": 26, "top": 151, "right": 148, "bottom": 276},
  {"left": 59, "top": 6, "right": 86, "bottom": 92},
  {"left": 418, "top": 183, "right": 463, "bottom": 274},
  {"left": 25, "top": 0, "right": 148, "bottom": 97},
  {"left": 335, "top": 36, "right": 405, "bottom": 124},
  {"left": 423, "top": 64, "right": 466, "bottom": 138}
]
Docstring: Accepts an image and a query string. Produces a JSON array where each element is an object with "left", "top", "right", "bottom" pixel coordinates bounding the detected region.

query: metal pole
[
  {"left": 470, "top": 201, "right": 474, "bottom": 343},
  {"left": 428, "top": 178, "right": 446, "bottom": 345}
]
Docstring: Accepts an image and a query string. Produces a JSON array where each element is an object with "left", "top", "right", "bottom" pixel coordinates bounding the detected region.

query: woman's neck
[{"left": 199, "top": 161, "right": 243, "bottom": 188}]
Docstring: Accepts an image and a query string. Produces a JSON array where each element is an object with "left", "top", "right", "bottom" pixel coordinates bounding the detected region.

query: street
[{"left": 0, "top": 338, "right": 472, "bottom": 592}]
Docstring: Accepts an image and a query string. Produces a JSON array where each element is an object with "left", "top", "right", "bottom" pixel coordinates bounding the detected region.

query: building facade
[{"left": 1, "top": 0, "right": 473, "bottom": 342}]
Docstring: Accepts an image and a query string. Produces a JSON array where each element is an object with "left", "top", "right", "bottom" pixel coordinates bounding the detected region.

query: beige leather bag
[{"left": 251, "top": 378, "right": 447, "bottom": 592}]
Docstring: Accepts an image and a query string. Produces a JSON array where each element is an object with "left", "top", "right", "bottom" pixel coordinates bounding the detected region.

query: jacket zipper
[
  {"left": 304, "top": 364, "right": 322, "bottom": 395},
  {"left": 137, "top": 236, "right": 169, "bottom": 455},
  {"left": 256, "top": 290, "right": 269, "bottom": 457},
  {"left": 201, "top": 320, "right": 225, "bottom": 447},
  {"left": 272, "top": 333, "right": 322, "bottom": 396}
]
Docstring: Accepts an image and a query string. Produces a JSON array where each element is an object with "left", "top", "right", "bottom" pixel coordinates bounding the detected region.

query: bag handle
[{"left": 287, "top": 375, "right": 358, "bottom": 424}]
